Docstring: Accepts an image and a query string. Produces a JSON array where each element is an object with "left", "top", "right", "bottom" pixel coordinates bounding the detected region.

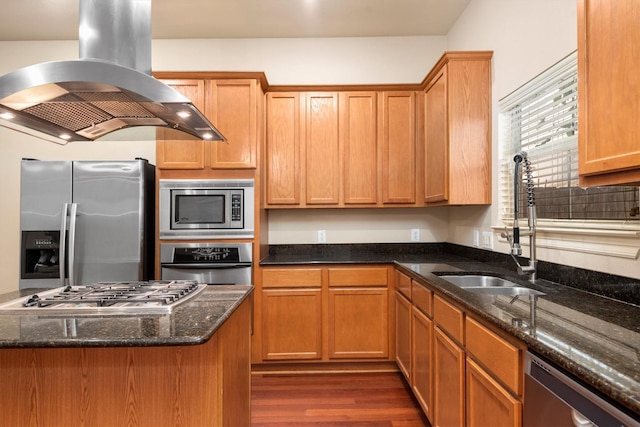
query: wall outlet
[
  {"left": 411, "top": 228, "right": 420, "bottom": 242},
  {"left": 473, "top": 230, "right": 480, "bottom": 247},
  {"left": 317, "top": 230, "right": 327, "bottom": 243},
  {"left": 482, "top": 231, "right": 493, "bottom": 249}
]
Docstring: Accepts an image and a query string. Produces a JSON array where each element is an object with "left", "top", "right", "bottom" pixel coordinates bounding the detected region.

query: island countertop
[{"left": 0, "top": 284, "right": 253, "bottom": 348}]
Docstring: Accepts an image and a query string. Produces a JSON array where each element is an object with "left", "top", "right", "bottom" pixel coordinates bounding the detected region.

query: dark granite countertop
[
  {"left": 0, "top": 285, "right": 253, "bottom": 348},
  {"left": 260, "top": 243, "right": 640, "bottom": 419}
]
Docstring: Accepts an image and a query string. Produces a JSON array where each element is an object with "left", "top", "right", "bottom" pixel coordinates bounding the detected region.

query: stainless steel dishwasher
[{"left": 524, "top": 351, "right": 639, "bottom": 427}]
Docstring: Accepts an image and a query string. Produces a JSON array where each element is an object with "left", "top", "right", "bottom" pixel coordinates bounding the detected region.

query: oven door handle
[{"left": 162, "top": 263, "right": 252, "bottom": 269}]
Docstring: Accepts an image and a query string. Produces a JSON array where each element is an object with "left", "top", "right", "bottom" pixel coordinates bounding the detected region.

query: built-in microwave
[{"left": 159, "top": 179, "right": 254, "bottom": 239}]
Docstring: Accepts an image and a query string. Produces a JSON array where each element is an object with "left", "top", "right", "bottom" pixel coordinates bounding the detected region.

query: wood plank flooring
[{"left": 251, "top": 372, "right": 431, "bottom": 426}]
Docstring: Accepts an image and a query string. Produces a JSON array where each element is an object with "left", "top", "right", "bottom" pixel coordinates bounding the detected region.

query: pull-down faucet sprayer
[{"left": 503, "top": 151, "right": 537, "bottom": 282}]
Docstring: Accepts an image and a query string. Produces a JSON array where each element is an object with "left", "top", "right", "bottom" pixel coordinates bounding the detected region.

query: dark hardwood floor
[{"left": 251, "top": 371, "right": 431, "bottom": 426}]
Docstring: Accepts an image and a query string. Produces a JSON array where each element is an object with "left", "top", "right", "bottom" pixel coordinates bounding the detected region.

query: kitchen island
[{"left": 0, "top": 284, "right": 253, "bottom": 427}]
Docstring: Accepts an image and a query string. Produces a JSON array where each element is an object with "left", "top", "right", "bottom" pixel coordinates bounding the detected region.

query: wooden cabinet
[
  {"left": 395, "top": 290, "right": 412, "bottom": 379},
  {"left": 412, "top": 300, "right": 433, "bottom": 421},
  {"left": 258, "top": 265, "right": 392, "bottom": 364},
  {"left": 380, "top": 91, "right": 416, "bottom": 204},
  {"left": 265, "top": 90, "right": 419, "bottom": 208},
  {"left": 156, "top": 77, "right": 262, "bottom": 170},
  {"left": 467, "top": 358, "right": 522, "bottom": 427},
  {"left": 423, "top": 52, "right": 492, "bottom": 205},
  {"left": 328, "top": 267, "right": 389, "bottom": 359},
  {"left": 261, "top": 268, "right": 323, "bottom": 360},
  {"left": 578, "top": 0, "right": 640, "bottom": 186},
  {"left": 433, "top": 295, "right": 466, "bottom": 427}
]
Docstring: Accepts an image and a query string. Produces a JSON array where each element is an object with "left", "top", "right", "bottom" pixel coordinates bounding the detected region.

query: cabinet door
[
  {"left": 424, "top": 68, "right": 448, "bottom": 203},
  {"left": 434, "top": 326, "right": 465, "bottom": 427},
  {"left": 262, "top": 289, "right": 322, "bottom": 360},
  {"left": 156, "top": 80, "right": 206, "bottom": 170},
  {"left": 266, "top": 92, "right": 302, "bottom": 205},
  {"left": 380, "top": 91, "right": 416, "bottom": 204},
  {"left": 466, "top": 358, "right": 521, "bottom": 427},
  {"left": 395, "top": 291, "right": 412, "bottom": 381},
  {"left": 578, "top": 0, "right": 640, "bottom": 185},
  {"left": 340, "top": 92, "right": 378, "bottom": 205},
  {"left": 305, "top": 92, "right": 340, "bottom": 205},
  {"left": 206, "top": 79, "right": 258, "bottom": 169},
  {"left": 412, "top": 306, "right": 433, "bottom": 422},
  {"left": 328, "top": 288, "right": 389, "bottom": 359}
]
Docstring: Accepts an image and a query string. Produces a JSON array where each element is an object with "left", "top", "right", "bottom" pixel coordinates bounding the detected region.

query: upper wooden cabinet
[
  {"left": 423, "top": 52, "right": 492, "bottom": 205},
  {"left": 156, "top": 77, "right": 263, "bottom": 170},
  {"left": 265, "top": 90, "right": 419, "bottom": 208},
  {"left": 578, "top": 0, "right": 640, "bottom": 186}
]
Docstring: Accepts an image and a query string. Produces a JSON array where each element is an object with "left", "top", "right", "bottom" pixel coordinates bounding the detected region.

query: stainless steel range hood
[{"left": 0, "top": 0, "right": 224, "bottom": 144}]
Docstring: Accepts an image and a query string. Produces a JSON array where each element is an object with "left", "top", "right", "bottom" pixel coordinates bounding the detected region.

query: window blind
[{"left": 499, "top": 51, "right": 639, "bottom": 222}]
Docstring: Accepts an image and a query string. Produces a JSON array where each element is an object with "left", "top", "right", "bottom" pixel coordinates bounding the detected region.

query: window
[{"left": 499, "top": 51, "right": 639, "bottom": 224}]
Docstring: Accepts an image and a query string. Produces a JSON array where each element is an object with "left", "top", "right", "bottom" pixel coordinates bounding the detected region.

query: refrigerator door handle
[
  {"left": 67, "top": 203, "right": 78, "bottom": 286},
  {"left": 59, "top": 203, "right": 69, "bottom": 287}
]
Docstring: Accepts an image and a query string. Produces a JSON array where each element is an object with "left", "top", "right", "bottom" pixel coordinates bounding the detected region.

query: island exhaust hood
[{"left": 0, "top": 0, "right": 224, "bottom": 144}]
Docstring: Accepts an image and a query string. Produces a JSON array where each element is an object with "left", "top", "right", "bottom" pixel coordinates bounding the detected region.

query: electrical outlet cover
[
  {"left": 473, "top": 230, "right": 480, "bottom": 247},
  {"left": 482, "top": 231, "right": 493, "bottom": 249}
]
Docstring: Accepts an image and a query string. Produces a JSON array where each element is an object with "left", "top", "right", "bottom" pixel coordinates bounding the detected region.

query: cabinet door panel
[
  {"left": 156, "top": 80, "right": 206, "bottom": 170},
  {"left": 395, "top": 291, "right": 412, "bottom": 380},
  {"left": 328, "top": 288, "right": 389, "bottom": 359},
  {"left": 412, "top": 306, "right": 433, "bottom": 422},
  {"left": 424, "top": 68, "right": 448, "bottom": 203},
  {"left": 262, "top": 289, "right": 322, "bottom": 360},
  {"left": 207, "top": 80, "right": 257, "bottom": 169},
  {"left": 266, "top": 92, "right": 302, "bottom": 205},
  {"left": 340, "top": 92, "right": 378, "bottom": 204},
  {"left": 305, "top": 92, "right": 340, "bottom": 204},
  {"left": 380, "top": 91, "right": 416, "bottom": 204},
  {"left": 466, "top": 358, "right": 521, "bottom": 427},
  {"left": 434, "top": 326, "right": 465, "bottom": 427}
]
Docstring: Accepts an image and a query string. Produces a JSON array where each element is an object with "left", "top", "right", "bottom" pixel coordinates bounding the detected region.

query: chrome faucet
[{"left": 502, "top": 151, "right": 537, "bottom": 283}]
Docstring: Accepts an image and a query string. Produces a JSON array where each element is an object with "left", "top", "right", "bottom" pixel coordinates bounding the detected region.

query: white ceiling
[{"left": 0, "top": 0, "right": 470, "bottom": 41}]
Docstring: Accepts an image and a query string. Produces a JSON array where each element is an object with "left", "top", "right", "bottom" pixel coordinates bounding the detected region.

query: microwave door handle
[
  {"left": 59, "top": 203, "right": 69, "bottom": 287},
  {"left": 67, "top": 203, "right": 78, "bottom": 286}
]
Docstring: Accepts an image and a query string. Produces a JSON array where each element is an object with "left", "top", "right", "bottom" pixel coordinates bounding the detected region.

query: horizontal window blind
[{"left": 499, "top": 51, "right": 639, "bottom": 222}]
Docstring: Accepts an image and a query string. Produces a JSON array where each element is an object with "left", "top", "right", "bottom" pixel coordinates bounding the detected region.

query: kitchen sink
[{"left": 437, "top": 274, "right": 545, "bottom": 296}]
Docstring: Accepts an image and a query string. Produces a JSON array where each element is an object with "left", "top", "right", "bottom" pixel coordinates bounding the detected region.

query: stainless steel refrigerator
[{"left": 20, "top": 158, "right": 155, "bottom": 289}]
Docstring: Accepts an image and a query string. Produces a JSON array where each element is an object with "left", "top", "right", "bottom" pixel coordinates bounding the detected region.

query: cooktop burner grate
[{"left": 0, "top": 280, "right": 207, "bottom": 315}]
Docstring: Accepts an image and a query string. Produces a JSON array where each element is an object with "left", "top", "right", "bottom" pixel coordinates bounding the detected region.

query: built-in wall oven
[{"left": 160, "top": 242, "right": 252, "bottom": 285}]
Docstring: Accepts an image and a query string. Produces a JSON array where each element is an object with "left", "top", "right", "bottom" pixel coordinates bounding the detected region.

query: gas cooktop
[{"left": 0, "top": 280, "right": 207, "bottom": 315}]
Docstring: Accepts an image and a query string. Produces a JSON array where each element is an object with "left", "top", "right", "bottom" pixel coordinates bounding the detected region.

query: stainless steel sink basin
[{"left": 437, "top": 274, "right": 545, "bottom": 296}]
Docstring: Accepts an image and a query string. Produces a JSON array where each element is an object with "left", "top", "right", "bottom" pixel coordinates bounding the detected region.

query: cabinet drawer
[
  {"left": 262, "top": 268, "right": 322, "bottom": 288},
  {"left": 328, "top": 267, "right": 388, "bottom": 287},
  {"left": 466, "top": 316, "right": 523, "bottom": 395},
  {"left": 396, "top": 270, "right": 412, "bottom": 299},
  {"left": 411, "top": 281, "right": 432, "bottom": 317},
  {"left": 433, "top": 295, "right": 464, "bottom": 345}
]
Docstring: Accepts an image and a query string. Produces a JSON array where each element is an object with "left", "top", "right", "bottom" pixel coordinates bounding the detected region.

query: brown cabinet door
[
  {"left": 424, "top": 68, "right": 448, "bottom": 203},
  {"left": 156, "top": 79, "right": 206, "bottom": 170},
  {"left": 328, "top": 287, "right": 389, "bottom": 359},
  {"left": 340, "top": 92, "right": 378, "bottom": 205},
  {"left": 395, "top": 291, "right": 412, "bottom": 381},
  {"left": 261, "top": 288, "right": 322, "bottom": 360},
  {"left": 266, "top": 92, "right": 302, "bottom": 205},
  {"left": 434, "top": 326, "right": 465, "bottom": 427},
  {"left": 380, "top": 91, "right": 416, "bottom": 204},
  {"left": 412, "top": 305, "right": 433, "bottom": 422},
  {"left": 466, "top": 358, "right": 522, "bottom": 427},
  {"left": 206, "top": 79, "right": 259, "bottom": 169},
  {"left": 578, "top": 0, "right": 640, "bottom": 185},
  {"left": 305, "top": 92, "right": 340, "bottom": 205}
]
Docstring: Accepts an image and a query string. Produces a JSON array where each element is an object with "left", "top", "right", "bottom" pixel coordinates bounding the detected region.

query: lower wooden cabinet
[
  {"left": 262, "top": 288, "right": 322, "bottom": 360},
  {"left": 395, "top": 291, "right": 412, "bottom": 379},
  {"left": 434, "top": 325, "right": 466, "bottom": 427},
  {"left": 411, "top": 305, "right": 433, "bottom": 420},
  {"left": 467, "top": 358, "right": 522, "bottom": 427},
  {"left": 258, "top": 265, "right": 392, "bottom": 364}
]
